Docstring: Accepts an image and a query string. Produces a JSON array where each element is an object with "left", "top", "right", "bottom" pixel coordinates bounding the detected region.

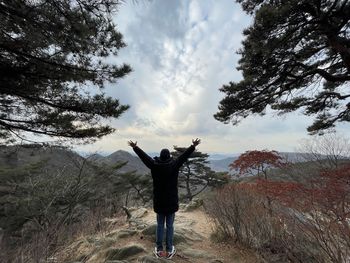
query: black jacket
[{"left": 132, "top": 145, "right": 195, "bottom": 214}]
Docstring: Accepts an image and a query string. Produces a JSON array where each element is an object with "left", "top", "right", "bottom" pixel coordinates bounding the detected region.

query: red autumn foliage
[
  {"left": 255, "top": 178, "right": 304, "bottom": 206},
  {"left": 209, "top": 156, "right": 350, "bottom": 262},
  {"left": 230, "top": 150, "right": 287, "bottom": 179},
  {"left": 256, "top": 164, "right": 350, "bottom": 215}
]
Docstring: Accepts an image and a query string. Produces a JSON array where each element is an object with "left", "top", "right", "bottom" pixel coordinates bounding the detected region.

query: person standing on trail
[{"left": 127, "top": 138, "right": 201, "bottom": 259}]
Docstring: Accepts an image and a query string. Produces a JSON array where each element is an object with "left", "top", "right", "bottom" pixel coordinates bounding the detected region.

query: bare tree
[{"left": 298, "top": 133, "right": 350, "bottom": 169}]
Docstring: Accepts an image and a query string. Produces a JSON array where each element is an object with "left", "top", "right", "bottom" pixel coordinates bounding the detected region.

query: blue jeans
[{"left": 156, "top": 213, "right": 175, "bottom": 252}]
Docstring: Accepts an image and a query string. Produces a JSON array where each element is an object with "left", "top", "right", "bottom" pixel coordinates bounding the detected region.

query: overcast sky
[{"left": 76, "top": 0, "right": 349, "bottom": 155}]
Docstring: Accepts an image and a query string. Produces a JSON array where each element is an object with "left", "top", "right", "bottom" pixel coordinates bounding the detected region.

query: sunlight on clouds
[
  {"left": 76, "top": 0, "right": 344, "bottom": 155},
  {"left": 111, "top": 0, "right": 253, "bottom": 152}
]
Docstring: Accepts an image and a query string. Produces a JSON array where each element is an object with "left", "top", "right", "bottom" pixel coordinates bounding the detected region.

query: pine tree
[
  {"left": 0, "top": 0, "right": 131, "bottom": 143},
  {"left": 215, "top": 0, "right": 350, "bottom": 134},
  {"left": 172, "top": 147, "right": 228, "bottom": 202}
]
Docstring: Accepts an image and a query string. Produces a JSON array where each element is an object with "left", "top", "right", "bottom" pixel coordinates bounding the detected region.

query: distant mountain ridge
[
  {"left": 84, "top": 150, "right": 333, "bottom": 174},
  {"left": 94, "top": 150, "right": 149, "bottom": 175},
  {"left": 4, "top": 146, "right": 335, "bottom": 176},
  {"left": 207, "top": 152, "right": 337, "bottom": 173},
  {"left": 94, "top": 151, "right": 321, "bottom": 174}
]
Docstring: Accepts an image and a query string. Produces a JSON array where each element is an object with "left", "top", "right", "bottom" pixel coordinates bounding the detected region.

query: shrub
[
  {"left": 206, "top": 164, "right": 350, "bottom": 263},
  {"left": 206, "top": 183, "right": 283, "bottom": 248},
  {"left": 0, "top": 206, "right": 116, "bottom": 263}
]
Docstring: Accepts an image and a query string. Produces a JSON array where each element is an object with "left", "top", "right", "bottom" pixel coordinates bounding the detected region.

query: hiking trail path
[{"left": 57, "top": 204, "right": 262, "bottom": 263}]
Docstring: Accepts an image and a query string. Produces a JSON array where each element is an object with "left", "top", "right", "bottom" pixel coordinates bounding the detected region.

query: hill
[
  {"left": 94, "top": 150, "right": 149, "bottom": 175},
  {"left": 0, "top": 144, "right": 91, "bottom": 177}
]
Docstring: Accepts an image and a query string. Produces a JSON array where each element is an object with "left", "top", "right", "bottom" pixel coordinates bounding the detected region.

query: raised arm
[
  {"left": 127, "top": 141, "right": 154, "bottom": 169},
  {"left": 176, "top": 138, "right": 201, "bottom": 167}
]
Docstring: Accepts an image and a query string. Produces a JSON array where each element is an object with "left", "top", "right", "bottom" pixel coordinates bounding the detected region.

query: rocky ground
[{"left": 55, "top": 201, "right": 262, "bottom": 263}]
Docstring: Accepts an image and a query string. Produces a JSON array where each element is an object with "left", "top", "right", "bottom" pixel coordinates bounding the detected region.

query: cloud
[{"left": 75, "top": 0, "right": 349, "bottom": 155}]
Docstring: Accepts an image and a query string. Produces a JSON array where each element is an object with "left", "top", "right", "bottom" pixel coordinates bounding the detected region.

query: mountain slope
[
  {"left": 0, "top": 144, "right": 86, "bottom": 172},
  {"left": 209, "top": 157, "right": 237, "bottom": 172},
  {"left": 96, "top": 150, "right": 149, "bottom": 175}
]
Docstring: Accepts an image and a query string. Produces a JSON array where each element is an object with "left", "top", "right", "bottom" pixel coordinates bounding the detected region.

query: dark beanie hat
[{"left": 160, "top": 148, "right": 170, "bottom": 161}]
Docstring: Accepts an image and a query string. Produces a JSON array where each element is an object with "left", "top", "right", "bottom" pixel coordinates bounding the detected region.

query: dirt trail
[
  {"left": 135, "top": 207, "right": 261, "bottom": 263},
  {"left": 58, "top": 206, "right": 262, "bottom": 263},
  {"left": 143, "top": 208, "right": 213, "bottom": 238}
]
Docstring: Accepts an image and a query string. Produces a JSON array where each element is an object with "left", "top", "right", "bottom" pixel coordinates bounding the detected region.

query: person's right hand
[
  {"left": 128, "top": 140, "right": 137, "bottom": 148},
  {"left": 192, "top": 138, "right": 201, "bottom": 147}
]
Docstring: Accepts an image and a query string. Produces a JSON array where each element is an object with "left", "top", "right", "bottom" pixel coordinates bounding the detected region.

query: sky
[{"left": 76, "top": 0, "right": 349, "bottom": 156}]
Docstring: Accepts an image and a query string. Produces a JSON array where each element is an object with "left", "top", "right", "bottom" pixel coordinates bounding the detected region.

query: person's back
[
  {"left": 152, "top": 153, "right": 180, "bottom": 215},
  {"left": 127, "top": 139, "right": 201, "bottom": 259}
]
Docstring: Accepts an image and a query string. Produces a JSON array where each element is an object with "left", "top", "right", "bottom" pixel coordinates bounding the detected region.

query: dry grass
[{"left": 0, "top": 206, "right": 119, "bottom": 263}]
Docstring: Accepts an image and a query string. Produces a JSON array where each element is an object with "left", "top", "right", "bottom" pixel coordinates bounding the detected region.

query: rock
[
  {"left": 182, "top": 248, "right": 215, "bottom": 259},
  {"left": 129, "top": 219, "right": 148, "bottom": 230},
  {"left": 141, "top": 224, "right": 156, "bottom": 236},
  {"left": 173, "top": 232, "right": 187, "bottom": 245},
  {"left": 107, "top": 229, "right": 137, "bottom": 239},
  {"left": 210, "top": 260, "right": 224, "bottom": 263},
  {"left": 117, "top": 229, "right": 138, "bottom": 238},
  {"left": 179, "top": 203, "right": 186, "bottom": 210},
  {"left": 138, "top": 255, "right": 168, "bottom": 263},
  {"left": 130, "top": 207, "right": 148, "bottom": 219},
  {"left": 85, "top": 236, "right": 115, "bottom": 248},
  {"left": 175, "top": 227, "right": 203, "bottom": 243},
  {"left": 104, "top": 245, "right": 145, "bottom": 260},
  {"left": 184, "top": 198, "right": 203, "bottom": 211}
]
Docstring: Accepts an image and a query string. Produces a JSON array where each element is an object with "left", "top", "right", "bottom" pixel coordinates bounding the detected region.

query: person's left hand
[
  {"left": 128, "top": 140, "right": 137, "bottom": 148},
  {"left": 192, "top": 138, "right": 201, "bottom": 147}
]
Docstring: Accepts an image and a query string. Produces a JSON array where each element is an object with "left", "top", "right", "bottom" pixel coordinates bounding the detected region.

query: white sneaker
[
  {"left": 166, "top": 246, "right": 176, "bottom": 259},
  {"left": 154, "top": 247, "right": 166, "bottom": 258}
]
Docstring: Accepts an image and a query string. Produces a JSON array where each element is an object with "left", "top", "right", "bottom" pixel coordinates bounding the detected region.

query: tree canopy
[
  {"left": 215, "top": 0, "right": 350, "bottom": 134},
  {"left": 172, "top": 146, "right": 228, "bottom": 201},
  {"left": 0, "top": 0, "right": 131, "bottom": 143},
  {"left": 230, "top": 150, "right": 286, "bottom": 179}
]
